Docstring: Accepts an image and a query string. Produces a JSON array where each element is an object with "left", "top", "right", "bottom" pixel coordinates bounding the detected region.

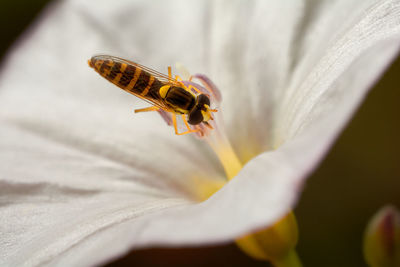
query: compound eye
[
  {"left": 198, "top": 94, "right": 210, "bottom": 107},
  {"left": 188, "top": 109, "right": 203, "bottom": 125}
]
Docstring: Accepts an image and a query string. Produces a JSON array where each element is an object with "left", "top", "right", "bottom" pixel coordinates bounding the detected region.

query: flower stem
[{"left": 272, "top": 250, "right": 302, "bottom": 267}]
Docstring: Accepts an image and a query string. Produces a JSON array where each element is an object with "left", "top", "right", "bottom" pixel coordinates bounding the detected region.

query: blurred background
[{"left": 1, "top": 1, "right": 399, "bottom": 266}]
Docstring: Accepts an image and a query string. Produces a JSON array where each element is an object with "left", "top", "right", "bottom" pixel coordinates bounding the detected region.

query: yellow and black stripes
[
  {"left": 89, "top": 56, "right": 163, "bottom": 100},
  {"left": 125, "top": 65, "right": 142, "bottom": 92},
  {"left": 88, "top": 55, "right": 196, "bottom": 115},
  {"left": 88, "top": 54, "right": 216, "bottom": 132},
  {"left": 141, "top": 75, "right": 155, "bottom": 96}
]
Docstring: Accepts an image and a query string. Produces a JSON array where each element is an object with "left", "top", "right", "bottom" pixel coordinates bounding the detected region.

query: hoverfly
[{"left": 88, "top": 55, "right": 217, "bottom": 135}]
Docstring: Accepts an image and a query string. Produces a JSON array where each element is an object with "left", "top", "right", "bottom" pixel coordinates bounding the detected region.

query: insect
[{"left": 88, "top": 55, "right": 217, "bottom": 135}]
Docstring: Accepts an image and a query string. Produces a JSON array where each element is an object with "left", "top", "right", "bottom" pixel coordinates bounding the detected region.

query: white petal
[
  {"left": 207, "top": 0, "right": 400, "bottom": 160},
  {"left": 276, "top": 0, "right": 400, "bottom": 144},
  {"left": 209, "top": 0, "right": 307, "bottom": 159},
  {"left": 0, "top": 0, "right": 224, "bottom": 194},
  {"left": 1, "top": 0, "right": 400, "bottom": 266},
  {"left": 0, "top": 1, "right": 221, "bottom": 265}
]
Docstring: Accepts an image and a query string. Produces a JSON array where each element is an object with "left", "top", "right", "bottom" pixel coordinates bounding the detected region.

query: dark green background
[{"left": 1, "top": 1, "right": 399, "bottom": 266}]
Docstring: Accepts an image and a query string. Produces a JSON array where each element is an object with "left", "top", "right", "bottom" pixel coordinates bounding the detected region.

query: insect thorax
[{"left": 162, "top": 86, "right": 195, "bottom": 114}]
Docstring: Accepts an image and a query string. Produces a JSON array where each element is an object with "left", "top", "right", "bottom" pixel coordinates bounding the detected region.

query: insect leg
[
  {"left": 134, "top": 106, "right": 160, "bottom": 113},
  {"left": 203, "top": 121, "right": 214, "bottom": 129},
  {"left": 187, "top": 84, "right": 202, "bottom": 95},
  {"left": 172, "top": 113, "right": 180, "bottom": 135},
  {"left": 168, "top": 66, "right": 172, "bottom": 79},
  {"left": 172, "top": 113, "right": 199, "bottom": 135},
  {"left": 181, "top": 115, "right": 201, "bottom": 135},
  {"left": 181, "top": 115, "right": 193, "bottom": 131}
]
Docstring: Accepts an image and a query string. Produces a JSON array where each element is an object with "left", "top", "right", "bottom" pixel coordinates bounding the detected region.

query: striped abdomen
[{"left": 89, "top": 56, "right": 163, "bottom": 100}]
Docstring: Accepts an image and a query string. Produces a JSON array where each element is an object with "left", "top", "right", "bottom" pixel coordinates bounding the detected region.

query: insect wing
[
  {"left": 94, "top": 55, "right": 181, "bottom": 86},
  {"left": 127, "top": 88, "right": 172, "bottom": 111},
  {"left": 92, "top": 55, "right": 176, "bottom": 111}
]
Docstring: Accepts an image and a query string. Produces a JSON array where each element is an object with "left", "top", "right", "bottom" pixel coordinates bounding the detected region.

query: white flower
[{"left": 1, "top": 0, "right": 399, "bottom": 266}]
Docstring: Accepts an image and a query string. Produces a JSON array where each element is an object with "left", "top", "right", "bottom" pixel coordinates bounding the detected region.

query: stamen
[
  {"left": 157, "top": 109, "right": 173, "bottom": 126},
  {"left": 160, "top": 64, "right": 243, "bottom": 180},
  {"left": 191, "top": 74, "right": 222, "bottom": 103},
  {"left": 184, "top": 71, "right": 241, "bottom": 179},
  {"left": 204, "top": 121, "right": 213, "bottom": 129},
  {"left": 205, "top": 117, "right": 242, "bottom": 180}
]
